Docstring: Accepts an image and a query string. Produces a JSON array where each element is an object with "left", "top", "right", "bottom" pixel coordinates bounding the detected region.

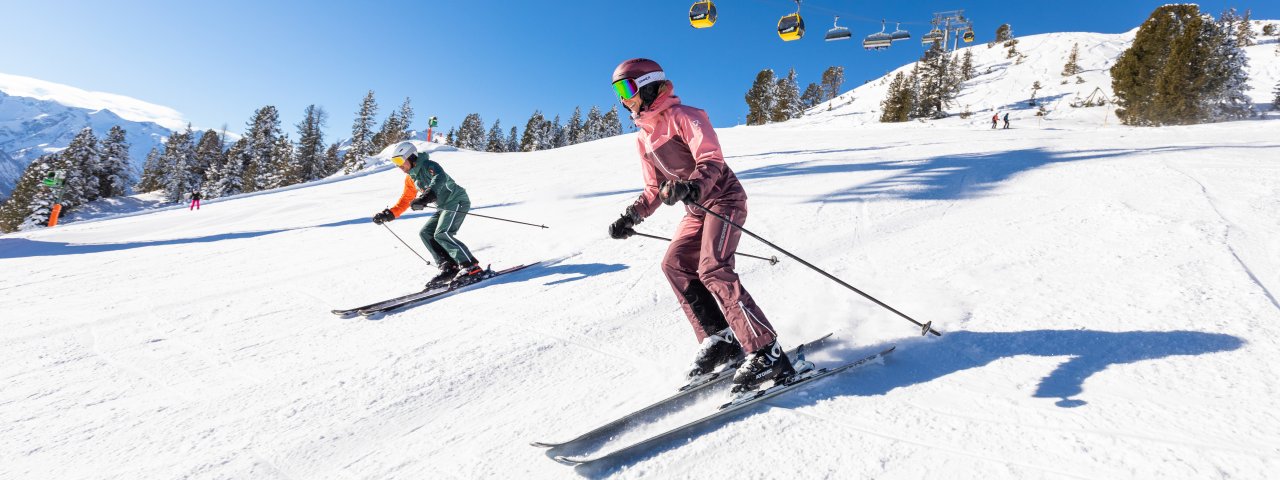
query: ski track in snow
[{"left": 4, "top": 28, "right": 1280, "bottom": 479}]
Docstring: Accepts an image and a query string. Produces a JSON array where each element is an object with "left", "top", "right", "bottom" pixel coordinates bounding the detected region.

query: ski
[
  {"left": 357, "top": 263, "right": 536, "bottom": 317},
  {"left": 551, "top": 344, "right": 895, "bottom": 467},
  {"left": 530, "top": 333, "right": 834, "bottom": 450},
  {"left": 331, "top": 287, "right": 448, "bottom": 318}
]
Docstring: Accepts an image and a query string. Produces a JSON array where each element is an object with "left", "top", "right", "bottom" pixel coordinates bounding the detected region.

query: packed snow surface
[{"left": 3, "top": 30, "right": 1280, "bottom": 479}]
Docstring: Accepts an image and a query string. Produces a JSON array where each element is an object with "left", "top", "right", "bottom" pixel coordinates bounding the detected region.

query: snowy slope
[
  {"left": 0, "top": 72, "right": 189, "bottom": 199},
  {"left": 805, "top": 24, "right": 1280, "bottom": 128},
  {"left": 3, "top": 29, "right": 1280, "bottom": 480}
]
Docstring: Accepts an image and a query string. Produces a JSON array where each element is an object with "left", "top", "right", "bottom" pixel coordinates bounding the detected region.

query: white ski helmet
[{"left": 391, "top": 141, "right": 417, "bottom": 166}]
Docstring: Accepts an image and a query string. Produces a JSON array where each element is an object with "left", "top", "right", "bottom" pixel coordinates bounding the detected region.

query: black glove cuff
[{"left": 624, "top": 205, "right": 643, "bottom": 225}]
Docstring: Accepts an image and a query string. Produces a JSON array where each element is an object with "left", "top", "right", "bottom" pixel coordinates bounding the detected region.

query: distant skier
[
  {"left": 189, "top": 190, "right": 201, "bottom": 210},
  {"left": 372, "top": 142, "right": 483, "bottom": 288},
  {"left": 991, "top": 112, "right": 999, "bottom": 129},
  {"left": 1003, "top": 112, "right": 1011, "bottom": 129},
  {"left": 606, "top": 58, "right": 793, "bottom": 394}
]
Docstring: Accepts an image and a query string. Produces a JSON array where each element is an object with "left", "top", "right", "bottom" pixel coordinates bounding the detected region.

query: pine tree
[
  {"left": 193, "top": 129, "right": 225, "bottom": 193},
  {"left": 397, "top": 97, "right": 414, "bottom": 136},
  {"left": 1236, "top": 9, "right": 1256, "bottom": 47},
  {"left": 59, "top": 127, "right": 100, "bottom": 206},
  {"left": 601, "top": 106, "right": 623, "bottom": 138},
  {"left": 486, "top": 119, "right": 506, "bottom": 152},
  {"left": 800, "top": 83, "right": 824, "bottom": 111},
  {"left": 745, "top": 69, "right": 776, "bottom": 125},
  {"left": 549, "top": 115, "right": 566, "bottom": 148},
  {"left": 879, "top": 72, "right": 913, "bottom": 122},
  {"left": 160, "top": 126, "right": 200, "bottom": 202},
  {"left": 456, "top": 113, "right": 487, "bottom": 150},
  {"left": 915, "top": 42, "right": 960, "bottom": 118},
  {"left": 0, "top": 154, "right": 56, "bottom": 232},
  {"left": 995, "top": 24, "right": 1012, "bottom": 42},
  {"left": 521, "top": 111, "right": 544, "bottom": 151},
  {"left": 960, "top": 50, "right": 975, "bottom": 81},
  {"left": 582, "top": 106, "right": 603, "bottom": 143},
  {"left": 343, "top": 90, "right": 378, "bottom": 174},
  {"left": 98, "top": 125, "right": 131, "bottom": 198},
  {"left": 1203, "top": 12, "right": 1253, "bottom": 121},
  {"left": 212, "top": 138, "right": 249, "bottom": 198},
  {"left": 1263, "top": 24, "right": 1277, "bottom": 36},
  {"left": 820, "top": 66, "right": 845, "bottom": 101},
  {"left": 1062, "top": 43, "right": 1082, "bottom": 76},
  {"left": 1113, "top": 5, "right": 1252, "bottom": 125},
  {"left": 1006, "top": 39, "right": 1020, "bottom": 58},
  {"left": 295, "top": 105, "right": 327, "bottom": 182},
  {"left": 137, "top": 147, "right": 163, "bottom": 192},
  {"left": 567, "top": 106, "right": 584, "bottom": 144},
  {"left": 771, "top": 68, "right": 802, "bottom": 121},
  {"left": 445, "top": 128, "right": 455, "bottom": 147},
  {"left": 270, "top": 134, "right": 296, "bottom": 188},
  {"left": 322, "top": 143, "right": 341, "bottom": 177},
  {"left": 243, "top": 107, "right": 282, "bottom": 189},
  {"left": 506, "top": 126, "right": 519, "bottom": 152}
]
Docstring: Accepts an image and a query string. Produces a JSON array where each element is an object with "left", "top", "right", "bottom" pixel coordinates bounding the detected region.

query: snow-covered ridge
[
  {"left": 0, "top": 72, "right": 187, "bottom": 131},
  {"left": 801, "top": 21, "right": 1280, "bottom": 127}
]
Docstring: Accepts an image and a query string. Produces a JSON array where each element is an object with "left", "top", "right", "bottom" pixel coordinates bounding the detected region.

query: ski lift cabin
[
  {"left": 890, "top": 22, "right": 911, "bottom": 42},
  {"left": 689, "top": 1, "right": 717, "bottom": 29},
  {"left": 777, "top": 1, "right": 804, "bottom": 41},
  {"left": 825, "top": 16, "right": 851, "bottom": 41},
  {"left": 863, "top": 21, "right": 892, "bottom": 50},
  {"left": 962, "top": 27, "right": 975, "bottom": 43}
]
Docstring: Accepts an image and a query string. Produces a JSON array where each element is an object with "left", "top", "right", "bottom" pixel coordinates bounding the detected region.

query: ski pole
[
  {"left": 426, "top": 205, "right": 548, "bottom": 229},
  {"left": 631, "top": 231, "right": 779, "bottom": 265},
  {"left": 687, "top": 202, "right": 941, "bottom": 337},
  {"left": 382, "top": 223, "right": 433, "bottom": 266}
]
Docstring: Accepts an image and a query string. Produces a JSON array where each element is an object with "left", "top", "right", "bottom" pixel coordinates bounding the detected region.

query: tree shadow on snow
[
  {"left": 736, "top": 144, "right": 1280, "bottom": 203},
  {"left": 570, "top": 328, "right": 1243, "bottom": 476},
  {"left": 0, "top": 202, "right": 522, "bottom": 259}
]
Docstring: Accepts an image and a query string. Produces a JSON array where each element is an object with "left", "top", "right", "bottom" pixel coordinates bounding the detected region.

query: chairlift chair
[
  {"left": 863, "top": 20, "right": 892, "bottom": 50},
  {"left": 890, "top": 22, "right": 911, "bottom": 42},
  {"left": 922, "top": 27, "right": 944, "bottom": 46},
  {"left": 777, "top": 1, "right": 804, "bottom": 41},
  {"left": 825, "top": 16, "right": 851, "bottom": 41},
  {"left": 689, "top": 1, "right": 717, "bottom": 29},
  {"left": 962, "top": 26, "right": 975, "bottom": 43}
]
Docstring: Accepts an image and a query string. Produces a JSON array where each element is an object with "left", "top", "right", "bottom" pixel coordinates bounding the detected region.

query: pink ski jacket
[{"left": 630, "top": 84, "right": 747, "bottom": 219}]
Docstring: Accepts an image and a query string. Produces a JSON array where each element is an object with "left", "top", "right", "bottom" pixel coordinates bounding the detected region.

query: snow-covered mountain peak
[{"left": 0, "top": 72, "right": 187, "bottom": 131}]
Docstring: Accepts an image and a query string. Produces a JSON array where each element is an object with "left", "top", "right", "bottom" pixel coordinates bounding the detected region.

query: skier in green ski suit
[{"left": 372, "top": 141, "right": 482, "bottom": 288}]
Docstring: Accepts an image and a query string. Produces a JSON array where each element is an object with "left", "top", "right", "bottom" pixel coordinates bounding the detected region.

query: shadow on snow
[
  {"left": 572, "top": 328, "right": 1243, "bottom": 476},
  {"left": 0, "top": 202, "right": 521, "bottom": 259}
]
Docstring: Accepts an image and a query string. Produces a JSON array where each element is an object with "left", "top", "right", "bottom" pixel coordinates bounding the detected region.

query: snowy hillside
[
  {"left": 804, "top": 23, "right": 1280, "bottom": 128},
  {"left": 0, "top": 73, "right": 181, "bottom": 198},
  {"left": 3, "top": 26, "right": 1280, "bottom": 479}
]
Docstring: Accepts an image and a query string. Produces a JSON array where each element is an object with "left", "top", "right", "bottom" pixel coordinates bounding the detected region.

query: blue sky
[{"left": 2, "top": 1, "right": 1277, "bottom": 142}]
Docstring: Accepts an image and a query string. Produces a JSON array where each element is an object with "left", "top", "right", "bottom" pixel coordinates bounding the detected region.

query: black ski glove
[
  {"left": 410, "top": 191, "right": 436, "bottom": 211},
  {"left": 372, "top": 208, "right": 395, "bottom": 225},
  {"left": 660, "top": 180, "right": 701, "bottom": 206},
  {"left": 609, "top": 205, "right": 642, "bottom": 239}
]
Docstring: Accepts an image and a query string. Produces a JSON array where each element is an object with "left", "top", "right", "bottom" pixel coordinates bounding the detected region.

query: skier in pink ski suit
[{"left": 607, "top": 58, "right": 794, "bottom": 393}]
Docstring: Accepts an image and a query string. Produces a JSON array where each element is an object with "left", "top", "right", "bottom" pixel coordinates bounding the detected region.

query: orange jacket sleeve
[{"left": 389, "top": 176, "right": 417, "bottom": 218}]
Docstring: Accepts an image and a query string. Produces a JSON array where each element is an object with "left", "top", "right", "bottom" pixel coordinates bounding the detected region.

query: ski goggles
[
  {"left": 611, "top": 71, "right": 666, "bottom": 100},
  {"left": 391, "top": 155, "right": 408, "bottom": 167}
]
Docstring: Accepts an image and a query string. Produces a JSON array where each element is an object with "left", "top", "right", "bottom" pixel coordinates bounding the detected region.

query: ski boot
[
  {"left": 686, "top": 328, "right": 744, "bottom": 385},
  {"left": 450, "top": 261, "right": 486, "bottom": 288},
  {"left": 426, "top": 262, "right": 459, "bottom": 290},
  {"left": 730, "top": 340, "right": 796, "bottom": 394}
]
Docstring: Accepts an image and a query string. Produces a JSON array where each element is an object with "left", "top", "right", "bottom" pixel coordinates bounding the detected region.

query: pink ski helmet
[{"left": 611, "top": 58, "right": 666, "bottom": 101}]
